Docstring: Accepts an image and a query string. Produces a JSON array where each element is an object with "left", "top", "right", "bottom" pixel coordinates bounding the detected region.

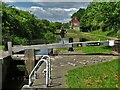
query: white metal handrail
[
  {"left": 41, "top": 55, "right": 51, "bottom": 80},
  {"left": 29, "top": 55, "right": 51, "bottom": 87}
]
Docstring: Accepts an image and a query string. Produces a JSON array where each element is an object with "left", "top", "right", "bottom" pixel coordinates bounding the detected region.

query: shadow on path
[{"left": 58, "top": 53, "right": 119, "bottom": 56}]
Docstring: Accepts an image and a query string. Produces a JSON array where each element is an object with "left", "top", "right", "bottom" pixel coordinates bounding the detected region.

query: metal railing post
[
  {"left": 45, "top": 59, "right": 49, "bottom": 87},
  {"left": 41, "top": 55, "right": 51, "bottom": 81},
  {"left": 34, "top": 70, "right": 37, "bottom": 79},
  {"left": 28, "top": 55, "right": 51, "bottom": 87}
]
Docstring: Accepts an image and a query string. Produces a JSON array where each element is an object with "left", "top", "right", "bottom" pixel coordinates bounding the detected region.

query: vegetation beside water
[
  {"left": 66, "top": 59, "right": 119, "bottom": 88},
  {"left": 58, "top": 46, "right": 113, "bottom": 55},
  {"left": 2, "top": 3, "right": 57, "bottom": 44},
  {"left": 2, "top": 3, "right": 70, "bottom": 45},
  {"left": 80, "top": 46, "right": 113, "bottom": 54}
]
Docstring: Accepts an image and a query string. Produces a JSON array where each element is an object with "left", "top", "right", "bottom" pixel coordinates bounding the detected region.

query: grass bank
[
  {"left": 66, "top": 59, "right": 119, "bottom": 88},
  {"left": 66, "top": 30, "right": 114, "bottom": 41},
  {"left": 0, "top": 46, "right": 4, "bottom": 50},
  {"left": 91, "top": 30, "right": 119, "bottom": 39},
  {"left": 58, "top": 46, "right": 113, "bottom": 55},
  {"left": 80, "top": 46, "right": 113, "bottom": 54}
]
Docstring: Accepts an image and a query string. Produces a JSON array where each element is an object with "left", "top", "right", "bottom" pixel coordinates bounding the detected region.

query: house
[{"left": 71, "top": 17, "right": 80, "bottom": 31}]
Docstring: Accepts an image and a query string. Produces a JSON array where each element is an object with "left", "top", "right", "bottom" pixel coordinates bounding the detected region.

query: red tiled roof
[{"left": 72, "top": 17, "right": 79, "bottom": 24}]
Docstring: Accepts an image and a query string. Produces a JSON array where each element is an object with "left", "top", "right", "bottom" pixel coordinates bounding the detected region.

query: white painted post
[
  {"left": 45, "top": 60, "right": 49, "bottom": 87},
  {"left": 48, "top": 56, "right": 51, "bottom": 84},
  {"left": 109, "top": 40, "right": 115, "bottom": 46},
  {"left": 7, "top": 41, "right": 12, "bottom": 55}
]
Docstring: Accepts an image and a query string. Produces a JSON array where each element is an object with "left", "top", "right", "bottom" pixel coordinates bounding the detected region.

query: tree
[
  {"left": 2, "top": 3, "right": 58, "bottom": 44},
  {"left": 71, "top": 8, "right": 85, "bottom": 21},
  {"left": 71, "top": 1, "right": 120, "bottom": 37}
]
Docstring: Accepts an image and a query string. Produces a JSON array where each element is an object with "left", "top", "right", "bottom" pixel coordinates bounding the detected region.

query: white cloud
[
  {"left": 24, "top": 6, "right": 75, "bottom": 22},
  {"left": 11, "top": 6, "right": 79, "bottom": 22},
  {"left": 13, "top": 6, "right": 21, "bottom": 10},
  {"left": 4, "top": 2, "right": 90, "bottom": 23},
  {"left": 30, "top": 0, "right": 93, "bottom": 2},
  {"left": 31, "top": 6, "right": 41, "bottom": 9},
  {"left": 31, "top": 6, "right": 46, "bottom": 12},
  {"left": 49, "top": 8, "right": 63, "bottom": 11},
  {"left": 48, "top": 8, "right": 79, "bottom": 12},
  {"left": 2, "top": 0, "right": 93, "bottom": 2},
  {"left": 2, "top": 0, "right": 16, "bottom": 2},
  {"left": 64, "top": 8, "right": 79, "bottom": 11}
]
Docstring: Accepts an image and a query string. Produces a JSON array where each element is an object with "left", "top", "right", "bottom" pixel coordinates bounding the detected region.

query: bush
[
  {"left": 44, "top": 32, "right": 56, "bottom": 44},
  {"left": 12, "top": 36, "right": 28, "bottom": 45}
]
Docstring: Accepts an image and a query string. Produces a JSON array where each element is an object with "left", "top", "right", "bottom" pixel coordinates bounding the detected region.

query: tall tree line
[
  {"left": 71, "top": 2, "right": 120, "bottom": 37},
  {"left": 2, "top": 3, "right": 59, "bottom": 45}
]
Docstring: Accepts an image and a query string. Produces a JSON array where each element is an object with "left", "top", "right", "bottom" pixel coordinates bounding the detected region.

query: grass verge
[
  {"left": 80, "top": 46, "right": 113, "bottom": 54},
  {"left": 66, "top": 59, "right": 119, "bottom": 88},
  {"left": 58, "top": 46, "right": 113, "bottom": 54},
  {"left": 0, "top": 46, "right": 4, "bottom": 50}
]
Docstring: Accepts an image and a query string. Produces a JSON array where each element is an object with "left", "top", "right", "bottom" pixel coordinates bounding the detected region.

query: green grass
[
  {"left": 66, "top": 59, "right": 119, "bottom": 88},
  {"left": 0, "top": 46, "right": 4, "bottom": 50},
  {"left": 80, "top": 46, "right": 113, "bottom": 54},
  {"left": 80, "top": 32, "right": 111, "bottom": 41},
  {"left": 58, "top": 46, "right": 113, "bottom": 54},
  {"left": 91, "top": 30, "right": 109, "bottom": 36},
  {"left": 89, "top": 30, "right": 119, "bottom": 39},
  {"left": 67, "top": 30, "right": 79, "bottom": 33},
  {"left": 91, "top": 30, "right": 119, "bottom": 38},
  {"left": 66, "top": 31, "right": 111, "bottom": 42}
]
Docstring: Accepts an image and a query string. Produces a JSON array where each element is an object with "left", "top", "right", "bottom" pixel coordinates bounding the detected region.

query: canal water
[
  {"left": 2, "top": 58, "right": 28, "bottom": 90},
  {"left": 36, "top": 38, "right": 69, "bottom": 55}
]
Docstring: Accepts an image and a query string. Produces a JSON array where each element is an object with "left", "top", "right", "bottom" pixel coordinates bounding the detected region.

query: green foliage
[
  {"left": 67, "top": 30, "right": 78, "bottom": 33},
  {"left": 71, "top": 8, "right": 85, "bottom": 21},
  {"left": 71, "top": 2, "right": 120, "bottom": 37},
  {"left": 44, "top": 31, "right": 56, "bottom": 43},
  {"left": 2, "top": 3, "right": 57, "bottom": 45},
  {"left": 53, "top": 22, "right": 62, "bottom": 29},
  {"left": 66, "top": 59, "right": 119, "bottom": 88},
  {"left": 12, "top": 36, "right": 28, "bottom": 45},
  {"left": 62, "top": 23, "right": 70, "bottom": 29}
]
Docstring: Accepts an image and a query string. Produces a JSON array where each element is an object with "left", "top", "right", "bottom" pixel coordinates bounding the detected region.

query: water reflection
[
  {"left": 36, "top": 49, "right": 48, "bottom": 55},
  {"left": 59, "top": 38, "right": 69, "bottom": 44}
]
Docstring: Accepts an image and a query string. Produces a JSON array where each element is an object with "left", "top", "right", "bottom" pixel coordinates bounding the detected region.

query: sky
[{"left": 3, "top": 0, "right": 92, "bottom": 23}]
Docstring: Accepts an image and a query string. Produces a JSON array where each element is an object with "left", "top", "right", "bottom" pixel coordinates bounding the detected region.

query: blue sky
[{"left": 3, "top": 1, "right": 91, "bottom": 23}]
